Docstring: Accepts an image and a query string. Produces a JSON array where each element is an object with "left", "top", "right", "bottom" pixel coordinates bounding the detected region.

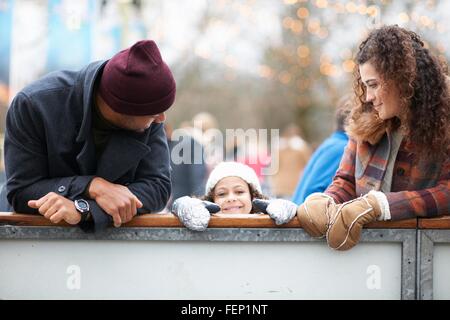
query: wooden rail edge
[
  {"left": 0, "top": 212, "right": 418, "bottom": 229},
  {"left": 418, "top": 216, "right": 450, "bottom": 229}
]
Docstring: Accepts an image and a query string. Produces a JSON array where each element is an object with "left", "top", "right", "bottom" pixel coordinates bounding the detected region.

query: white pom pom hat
[{"left": 205, "top": 162, "right": 262, "bottom": 195}]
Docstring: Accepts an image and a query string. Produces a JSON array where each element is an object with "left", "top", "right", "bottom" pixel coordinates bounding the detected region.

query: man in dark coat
[{"left": 1, "top": 40, "right": 176, "bottom": 232}]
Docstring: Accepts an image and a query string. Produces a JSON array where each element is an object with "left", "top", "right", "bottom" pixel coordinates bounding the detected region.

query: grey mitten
[
  {"left": 172, "top": 196, "right": 220, "bottom": 231},
  {"left": 253, "top": 198, "right": 297, "bottom": 225}
]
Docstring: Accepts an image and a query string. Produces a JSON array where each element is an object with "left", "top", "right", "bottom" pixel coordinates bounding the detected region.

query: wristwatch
[{"left": 74, "top": 199, "right": 91, "bottom": 223}]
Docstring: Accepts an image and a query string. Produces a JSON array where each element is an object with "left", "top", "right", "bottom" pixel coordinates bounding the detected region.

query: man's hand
[
  {"left": 28, "top": 192, "right": 81, "bottom": 225},
  {"left": 88, "top": 177, "right": 143, "bottom": 227}
]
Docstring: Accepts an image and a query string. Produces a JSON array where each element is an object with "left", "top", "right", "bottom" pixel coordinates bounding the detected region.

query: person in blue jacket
[{"left": 291, "top": 96, "right": 351, "bottom": 204}]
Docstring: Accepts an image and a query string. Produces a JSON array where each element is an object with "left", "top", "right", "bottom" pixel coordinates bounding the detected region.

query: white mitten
[
  {"left": 253, "top": 199, "right": 297, "bottom": 225},
  {"left": 172, "top": 196, "right": 217, "bottom": 231}
]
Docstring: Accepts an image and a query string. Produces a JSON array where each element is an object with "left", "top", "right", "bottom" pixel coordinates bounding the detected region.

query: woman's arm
[
  {"left": 386, "top": 158, "right": 450, "bottom": 220},
  {"left": 325, "top": 139, "right": 357, "bottom": 203}
]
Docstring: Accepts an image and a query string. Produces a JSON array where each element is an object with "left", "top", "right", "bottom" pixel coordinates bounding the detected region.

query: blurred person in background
[
  {"left": 292, "top": 95, "right": 351, "bottom": 204},
  {"left": 270, "top": 124, "right": 312, "bottom": 198},
  {"left": 165, "top": 123, "right": 208, "bottom": 209},
  {"left": 191, "top": 111, "right": 221, "bottom": 172}
]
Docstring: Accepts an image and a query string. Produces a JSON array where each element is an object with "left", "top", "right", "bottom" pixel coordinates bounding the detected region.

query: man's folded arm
[{"left": 127, "top": 123, "right": 171, "bottom": 214}]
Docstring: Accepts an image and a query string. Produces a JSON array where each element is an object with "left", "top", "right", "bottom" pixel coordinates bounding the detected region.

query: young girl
[
  {"left": 172, "top": 161, "right": 297, "bottom": 231},
  {"left": 297, "top": 25, "right": 450, "bottom": 250}
]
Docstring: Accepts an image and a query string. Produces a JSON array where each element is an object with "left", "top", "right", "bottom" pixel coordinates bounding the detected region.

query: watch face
[
  {"left": 78, "top": 201, "right": 88, "bottom": 210},
  {"left": 75, "top": 199, "right": 89, "bottom": 212}
]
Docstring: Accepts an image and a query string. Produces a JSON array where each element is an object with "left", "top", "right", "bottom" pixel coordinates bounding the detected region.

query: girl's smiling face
[{"left": 212, "top": 177, "right": 253, "bottom": 214}]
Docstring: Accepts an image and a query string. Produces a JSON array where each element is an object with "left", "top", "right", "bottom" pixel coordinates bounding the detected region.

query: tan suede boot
[
  {"left": 297, "top": 193, "right": 337, "bottom": 238},
  {"left": 326, "top": 193, "right": 382, "bottom": 251}
]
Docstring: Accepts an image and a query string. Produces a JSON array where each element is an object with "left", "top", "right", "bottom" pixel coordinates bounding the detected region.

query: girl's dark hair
[
  {"left": 202, "top": 184, "right": 268, "bottom": 214},
  {"left": 347, "top": 25, "right": 450, "bottom": 158}
]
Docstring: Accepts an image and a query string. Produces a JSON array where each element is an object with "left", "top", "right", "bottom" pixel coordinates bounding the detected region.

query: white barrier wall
[
  {"left": 0, "top": 239, "right": 402, "bottom": 300},
  {"left": 433, "top": 244, "right": 450, "bottom": 300}
]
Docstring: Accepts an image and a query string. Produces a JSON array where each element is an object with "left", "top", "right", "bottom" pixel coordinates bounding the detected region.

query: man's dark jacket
[{"left": 3, "top": 61, "right": 171, "bottom": 232}]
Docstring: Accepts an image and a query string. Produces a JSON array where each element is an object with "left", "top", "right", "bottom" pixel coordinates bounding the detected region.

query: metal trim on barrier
[{"left": 417, "top": 229, "right": 450, "bottom": 300}]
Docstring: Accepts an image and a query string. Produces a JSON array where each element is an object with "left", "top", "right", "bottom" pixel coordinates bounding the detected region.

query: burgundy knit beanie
[{"left": 98, "top": 40, "right": 176, "bottom": 116}]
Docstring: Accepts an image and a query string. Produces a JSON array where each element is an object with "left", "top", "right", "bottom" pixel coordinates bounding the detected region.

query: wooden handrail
[
  {"left": 418, "top": 216, "right": 450, "bottom": 229},
  {"left": 0, "top": 211, "right": 417, "bottom": 229}
]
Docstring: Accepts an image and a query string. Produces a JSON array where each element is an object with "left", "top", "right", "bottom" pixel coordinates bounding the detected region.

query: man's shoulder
[
  {"left": 20, "top": 70, "right": 77, "bottom": 98},
  {"left": 21, "top": 60, "right": 105, "bottom": 99}
]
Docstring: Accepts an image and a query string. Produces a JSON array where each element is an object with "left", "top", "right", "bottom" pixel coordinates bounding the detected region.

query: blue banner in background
[
  {"left": 0, "top": 0, "right": 13, "bottom": 85},
  {"left": 95, "top": 0, "right": 147, "bottom": 59},
  {"left": 46, "top": 0, "right": 94, "bottom": 72},
  {"left": 109, "top": 24, "right": 122, "bottom": 56}
]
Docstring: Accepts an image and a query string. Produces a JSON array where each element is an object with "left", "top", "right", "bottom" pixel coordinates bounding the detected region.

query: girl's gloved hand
[
  {"left": 172, "top": 196, "right": 220, "bottom": 231},
  {"left": 253, "top": 198, "right": 297, "bottom": 225}
]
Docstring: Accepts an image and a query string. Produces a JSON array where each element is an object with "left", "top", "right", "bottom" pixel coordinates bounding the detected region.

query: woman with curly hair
[
  {"left": 172, "top": 162, "right": 297, "bottom": 231},
  {"left": 296, "top": 25, "right": 450, "bottom": 250}
]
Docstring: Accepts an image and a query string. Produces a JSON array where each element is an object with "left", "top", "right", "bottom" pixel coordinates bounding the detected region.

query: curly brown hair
[
  {"left": 347, "top": 25, "right": 450, "bottom": 158},
  {"left": 202, "top": 184, "right": 268, "bottom": 214}
]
